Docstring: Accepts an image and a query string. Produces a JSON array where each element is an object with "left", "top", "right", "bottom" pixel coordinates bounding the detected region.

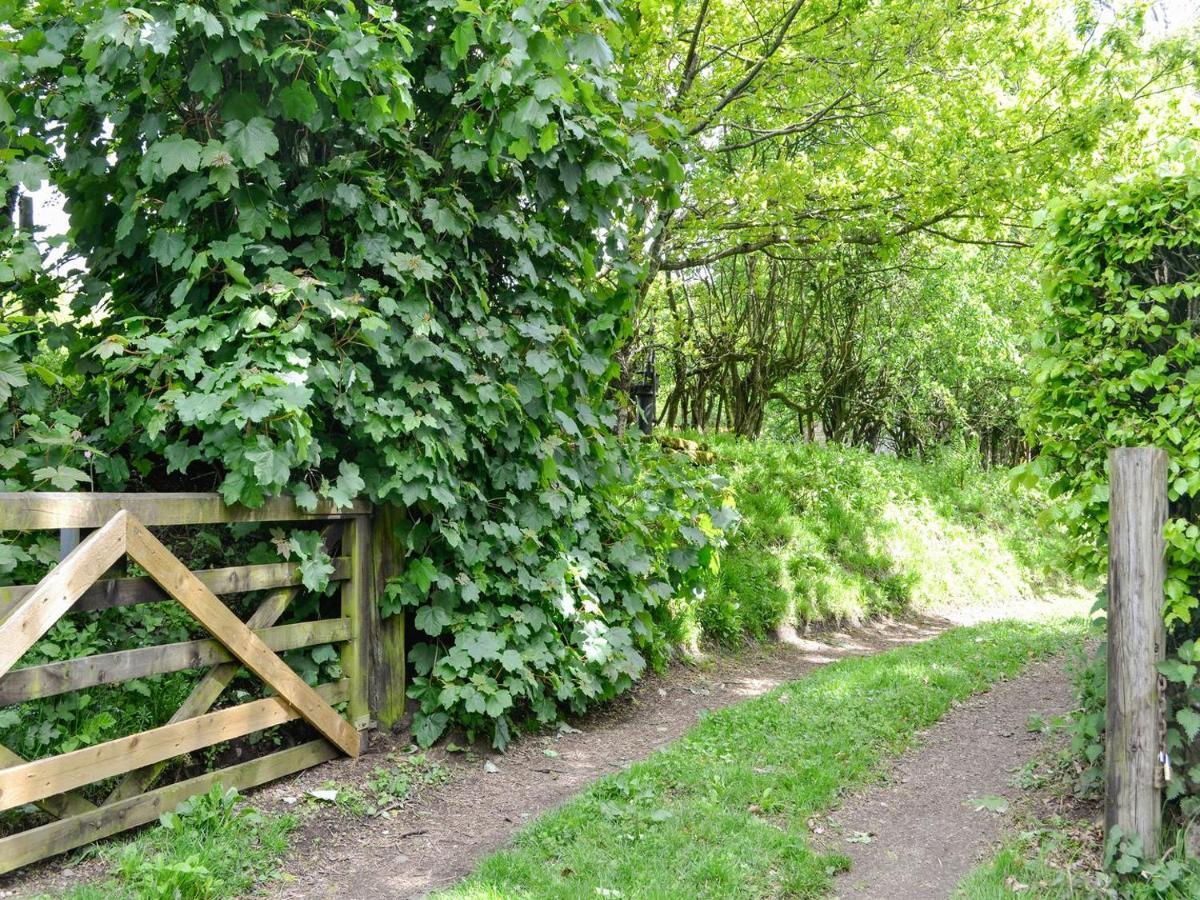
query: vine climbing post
[{"left": 1106, "top": 447, "right": 1167, "bottom": 858}]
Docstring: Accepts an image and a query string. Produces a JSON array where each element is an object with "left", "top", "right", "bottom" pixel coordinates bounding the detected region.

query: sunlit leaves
[{"left": 6, "top": 0, "right": 707, "bottom": 753}]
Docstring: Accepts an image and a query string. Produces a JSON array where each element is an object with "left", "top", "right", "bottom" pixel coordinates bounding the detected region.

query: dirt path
[
  {"left": 824, "top": 656, "right": 1074, "bottom": 899},
  {"left": 3, "top": 605, "right": 1078, "bottom": 900},
  {"left": 265, "top": 616, "right": 948, "bottom": 900}
]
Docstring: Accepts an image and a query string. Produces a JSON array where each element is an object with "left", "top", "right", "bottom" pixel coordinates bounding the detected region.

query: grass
[
  {"left": 439, "top": 618, "right": 1084, "bottom": 899},
  {"left": 44, "top": 786, "right": 295, "bottom": 900},
  {"left": 956, "top": 791, "right": 1200, "bottom": 898},
  {"left": 955, "top": 839, "right": 1082, "bottom": 898},
  {"left": 689, "top": 436, "right": 1086, "bottom": 641}
]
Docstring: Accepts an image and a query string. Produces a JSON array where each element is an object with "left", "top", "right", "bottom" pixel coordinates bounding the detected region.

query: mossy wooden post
[
  {"left": 340, "top": 514, "right": 373, "bottom": 740},
  {"left": 370, "top": 504, "right": 407, "bottom": 730},
  {"left": 1107, "top": 447, "right": 1167, "bottom": 858}
]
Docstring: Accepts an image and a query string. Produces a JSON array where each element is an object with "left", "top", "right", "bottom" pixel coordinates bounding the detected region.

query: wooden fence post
[
  {"left": 370, "top": 504, "right": 407, "bottom": 730},
  {"left": 340, "top": 515, "right": 373, "bottom": 740},
  {"left": 1107, "top": 447, "right": 1167, "bottom": 857}
]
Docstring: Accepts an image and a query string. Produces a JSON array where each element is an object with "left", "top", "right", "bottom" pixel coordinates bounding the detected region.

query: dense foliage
[
  {"left": 654, "top": 245, "right": 1036, "bottom": 461},
  {"left": 0, "top": 0, "right": 723, "bottom": 749},
  {"left": 625, "top": 0, "right": 1198, "bottom": 452},
  {"left": 1023, "top": 142, "right": 1200, "bottom": 811}
]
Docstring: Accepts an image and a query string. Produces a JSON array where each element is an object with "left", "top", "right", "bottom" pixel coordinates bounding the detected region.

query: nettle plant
[
  {"left": 1, "top": 0, "right": 723, "bottom": 749},
  {"left": 1023, "top": 143, "right": 1200, "bottom": 808}
]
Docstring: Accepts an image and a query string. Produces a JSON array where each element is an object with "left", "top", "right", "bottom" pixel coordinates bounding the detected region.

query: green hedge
[{"left": 1024, "top": 141, "right": 1200, "bottom": 812}]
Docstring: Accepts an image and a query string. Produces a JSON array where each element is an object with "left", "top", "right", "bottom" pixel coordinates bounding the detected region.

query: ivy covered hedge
[
  {"left": 0, "top": 1, "right": 723, "bottom": 748},
  {"left": 1023, "top": 142, "right": 1200, "bottom": 807}
]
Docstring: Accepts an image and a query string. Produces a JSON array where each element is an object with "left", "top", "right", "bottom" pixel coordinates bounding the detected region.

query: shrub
[
  {"left": 1, "top": 0, "right": 711, "bottom": 750},
  {"left": 1023, "top": 142, "right": 1200, "bottom": 810}
]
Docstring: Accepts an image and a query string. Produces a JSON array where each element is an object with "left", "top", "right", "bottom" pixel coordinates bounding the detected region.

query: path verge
[{"left": 433, "top": 619, "right": 1080, "bottom": 899}]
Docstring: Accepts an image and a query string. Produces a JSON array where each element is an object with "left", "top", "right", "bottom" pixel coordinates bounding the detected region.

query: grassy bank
[
  {"left": 440, "top": 619, "right": 1084, "bottom": 899},
  {"left": 689, "top": 437, "right": 1082, "bottom": 643}
]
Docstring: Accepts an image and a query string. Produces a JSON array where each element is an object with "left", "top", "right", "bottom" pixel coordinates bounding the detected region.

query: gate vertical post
[
  {"left": 340, "top": 513, "right": 373, "bottom": 740},
  {"left": 370, "top": 504, "right": 407, "bottom": 730}
]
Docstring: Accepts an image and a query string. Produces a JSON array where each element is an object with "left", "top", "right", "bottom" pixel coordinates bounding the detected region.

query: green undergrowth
[
  {"left": 45, "top": 786, "right": 295, "bottom": 900},
  {"left": 956, "top": 820, "right": 1200, "bottom": 898},
  {"left": 688, "top": 435, "right": 1083, "bottom": 642},
  {"left": 439, "top": 618, "right": 1084, "bottom": 899},
  {"left": 957, "top": 799, "right": 1200, "bottom": 898}
]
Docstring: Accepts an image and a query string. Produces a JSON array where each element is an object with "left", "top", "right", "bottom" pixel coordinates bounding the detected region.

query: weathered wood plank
[
  {"left": 0, "top": 512, "right": 128, "bottom": 679},
  {"left": 124, "top": 516, "right": 361, "bottom": 757},
  {"left": 104, "top": 523, "right": 347, "bottom": 805},
  {"left": 370, "top": 504, "right": 407, "bottom": 730},
  {"left": 0, "top": 558, "right": 351, "bottom": 620},
  {"left": 0, "top": 738, "right": 339, "bottom": 875},
  {"left": 0, "top": 680, "right": 347, "bottom": 812},
  {"left": 341, "top": 516, "right": 373, "bottom": 734},
  {"left": 1106, "top": 447, "right": 1167, "bottom": 858},
  {"left": 0, "top": 745, "right": 96, "bottom": 819},
  {"left": 0, "top": 618, "right": 352, "bottom": 705},
  {"left": 0, "top": 492, "right": 370, "bottom": 531}
]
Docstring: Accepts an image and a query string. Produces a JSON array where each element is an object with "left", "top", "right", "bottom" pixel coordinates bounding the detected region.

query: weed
[
  {"left": 52, "top": 786, "right": 295, "bottom": 900},
  {"left": 317, "top": 753, "right": 450, "bottom": 819}
]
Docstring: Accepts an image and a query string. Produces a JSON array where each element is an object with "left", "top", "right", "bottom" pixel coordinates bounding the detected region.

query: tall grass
[{"left": 690, "top": 436, "right": 1082, "bottom": 641}]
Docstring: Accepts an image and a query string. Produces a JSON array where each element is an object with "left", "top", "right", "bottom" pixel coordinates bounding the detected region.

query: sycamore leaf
[
  {"left": 150, "top": 136, "right": 202, "bottom": 179},
  {"left": 408, "top": 556, "right": 439, "bottom": 593},
  {"left": 460, "top": 629, "right": 503, "bottom": 662},
  {"left": 0, "top": 351, "right": 29, "bottom": 402},
  {"left": 570, "top": 33, "right": 613, "bottom": 69},
  {"left": 223, "top": 117, "right": 279, "bottom": 167},
  {"left": 415, "top": 603, "right": 452, "bottom": 636},
  {"left": 414, "top": 711, "right": 449, "bottom": 748},
  {"left": 586, "top": 160, "right": 622, "bottom": 187},
  {"left": 278, "top": 81, "right": 319, "bottom": 126},
  {"left": 32, "top": 465, "right": 91, "bottom": 490}
]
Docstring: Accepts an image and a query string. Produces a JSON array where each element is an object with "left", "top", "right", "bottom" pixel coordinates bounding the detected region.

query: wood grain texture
[
  {"left": 341, "top": 515, "right": 373, "bottom": 733},
  {"left": 0, "top": 680, "right": 347, "bottom": 812},
  {"left": 0, "top": 492, "right": 369, "bottom": 530},
  {"left": 370, "top": 506, "right": 407, "bottom": 730},
  {"left": 0, "top": 738, "right": 340, "bottom": 875},
  {"left": 123, "top": 516, "right": 360, "bottom": 757},
  {"left": 0, "top": 745, "right": 95, "bottom": 819},
  {"left": 104, "top": 522, "right": 347, "bottom": 805},
  {"left": 0, "top": 557, "right": 351, "bottom": 620},
  {"left": 1106, "top": 447, "right": 1167, "bottom": 857},
  {"left": 0, "top": 512, "right": 128, "bottom": 678},
  {"left": 0, "top": 618, "right": 351, "bottom": 705}
]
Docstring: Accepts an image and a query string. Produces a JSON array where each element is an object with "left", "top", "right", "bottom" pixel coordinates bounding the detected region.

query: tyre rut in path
[
  {"left": 826, "top": 655, "right": 1073, "bottom": 899},
  {"left": 268, "top": 617, "right": 947, "bottom": 900}
]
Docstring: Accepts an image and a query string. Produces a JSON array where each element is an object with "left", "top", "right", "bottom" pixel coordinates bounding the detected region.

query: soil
[
  {"left": 1, "top": 603, "right": 1079, "bottom": 900},
  {"left": 823, "top": 655, "right": 1075, "bottom": 899},
  {"left": 2, "top": 615, "right": 946, "bottom": 900}
]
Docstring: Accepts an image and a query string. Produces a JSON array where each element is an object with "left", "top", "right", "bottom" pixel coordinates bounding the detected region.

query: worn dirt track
[
  {"left": 828, "top": 656, "right": 1073, "bottom": 899},
  {"left": 3, "top": 602, "right": 1079, "bottom": 900},
  {"left": 269, "top": 617, "right": 947, "bottom": 899}
]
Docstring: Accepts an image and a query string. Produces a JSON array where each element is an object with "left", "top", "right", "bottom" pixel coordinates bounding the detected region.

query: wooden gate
[{"left": 0, "top": 492, "right": 390, "bottom": 873}]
